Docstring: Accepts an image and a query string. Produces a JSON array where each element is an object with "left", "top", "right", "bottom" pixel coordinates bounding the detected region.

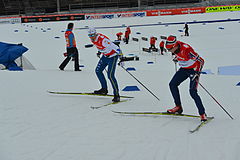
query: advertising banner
[
  {"left": 146, "top": 10, "right": 159, "bottom": 16},
  {"left": 116, "top": 11, "right": 146, "bottom": 18},
  {"left": 159, "top": 7, "right": 205, "bottom": 16},
  {"left": 12, "top": 4, "right": 239, "bottom": 24},
  {"left": 85, "top": 14, "right": 115, "bottom": 20},
  {"left": 21, "top": 14, "right": 84, "bottom": 23},
  {"left": 188, "top": 7, "right": 205, "bottom": 14},
  {"left": 0, "top": 17, "right": 21, "bottom": 24},
  {"left": 85, "top": 11, "right": 146, "bottom": 20},
  {"left": 206, "top": 5, "right": 240, "bottom": 13}
]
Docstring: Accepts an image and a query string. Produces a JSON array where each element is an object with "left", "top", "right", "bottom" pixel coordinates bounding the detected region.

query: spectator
[
  {"left": 116, "top": 32, "right": 123, "bottom": 41},
  {"left": 149, "top": 36, "right": 157, "bottom": 51},
  {"left": 59, "top": 23, "right": 81, "bottom": 71},
  {"left": 124, "top": 26, "right": 131, "bottom": 44}
]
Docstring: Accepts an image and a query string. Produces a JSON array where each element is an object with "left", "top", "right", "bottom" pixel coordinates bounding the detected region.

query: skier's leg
[
  {"left": 107, "top": 56, "right": 119, "bottom": 96},
  {"left": 95, "top": 56, "right": 108, "bottom": 89}
]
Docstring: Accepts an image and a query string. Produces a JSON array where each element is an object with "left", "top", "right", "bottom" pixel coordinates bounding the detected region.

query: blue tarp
[
  {"left": 126, "top": 67, "right": 136, "bottom": 71},
  {"left": 122, "top": 86, "right": 140, "bottom": 91},
  {"left": 218, "top": 65, "right": 240, "bottom": 75},
  {"left": 0, "top": 42, "right": 28, "bottom": 71}
]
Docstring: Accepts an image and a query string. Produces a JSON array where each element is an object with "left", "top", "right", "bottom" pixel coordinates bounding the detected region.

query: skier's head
[
  {"left": 88, "top": 27, "right": 97, "bottom": 41},
  {"left": 165, "top": 35, "right": 179, "bottom": 53},
  {"left": 67, "top": 23, "right": 74, "bottom": 29},
  {"left": 88, "top": 27, "right": 96, "bottom": 35}
]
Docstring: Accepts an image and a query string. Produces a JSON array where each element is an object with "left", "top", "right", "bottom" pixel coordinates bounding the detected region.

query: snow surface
[{"left": 0, "top": 11, "right": 240, "bottom": 160}]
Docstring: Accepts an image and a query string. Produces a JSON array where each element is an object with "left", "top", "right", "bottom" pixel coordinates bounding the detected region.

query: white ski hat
[{"left": 88, "top": 27, "right": 96, "bottom": 34}]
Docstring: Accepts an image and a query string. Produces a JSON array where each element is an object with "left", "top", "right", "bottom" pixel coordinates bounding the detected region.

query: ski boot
[
  {"left": 200, "top": 113, "right": 207, "bottom": 122},
  {"left": 167, "top": 105, "right": 183, "bottom": 114},
  {"left": 112, "top": 94, "right": 120, "bottom": 102},
  {"left": 94, "top": 88, "right": 108, "bottom": 95}
]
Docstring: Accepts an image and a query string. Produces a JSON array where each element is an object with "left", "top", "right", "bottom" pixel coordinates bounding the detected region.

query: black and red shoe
[
  {"left": 200, "top": 113, "right": 207, "bottom": 122},
  {"left": 167, "top": 106, "right": 183, "bottom": 114}
]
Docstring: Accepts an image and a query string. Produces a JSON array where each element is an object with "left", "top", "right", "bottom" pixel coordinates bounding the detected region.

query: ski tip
[
  {"left": 111, "top": 110, "right": 124, "bottom": 114},
  {"left": 90, "top": 106, "right": 97, "bottom": 110},
  {"left": 47, "top": 90, "right": 54, "bottom": 94},
  {"left": 47, "top": 90, "right": 56, "bottom": 93},
  {"left": 207, "top": 116, "right": 214, "bottom": 120},
  {"left": 120, "top": 95, "right": 134, "bottom": 99}
]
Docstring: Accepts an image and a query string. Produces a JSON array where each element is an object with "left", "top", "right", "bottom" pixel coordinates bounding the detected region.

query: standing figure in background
[
  {"left": 88, "top": 27, "right": 121, "bottom": 102},
  {"left": 159, "top": 40, "right": 165, "bottom": 55},
  {"left": 116, "top": 32, "right": 123, "bottom": 41},
  {"left": 124, "top": 26, "right": 131, "bottom": 44},
  {"left": 59, "top": 23, "right": 81, "bottom": 71},
  {"left": 165, "top": 35, "right": 207, "bottom": 122},
  {"left": 149, "top": 36, "right": 157, "bottom": 51},
  {"left": 184, "top": 23, "right": 189, "bottom": 36}
]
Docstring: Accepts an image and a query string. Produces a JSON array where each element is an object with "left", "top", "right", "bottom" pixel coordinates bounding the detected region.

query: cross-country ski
[
  {"left": 47, "top": 91, "right": 134, "bottom": 98},
  {"left": 90, "top": 99, "right": 130, "bottom": 109},
  {"left": 189, "top": 117, "right": 214, "bottom": 133},
  {"left": 112, "top": 111, "right": 214, "bottom": 132}
]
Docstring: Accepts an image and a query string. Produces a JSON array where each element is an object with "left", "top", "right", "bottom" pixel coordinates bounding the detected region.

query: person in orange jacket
[
  {"left": 59, "top": 23, "right": 81, "bottom": 71},
  {"left": 116, "top": 32, "right": 123, "bottom": 41}
]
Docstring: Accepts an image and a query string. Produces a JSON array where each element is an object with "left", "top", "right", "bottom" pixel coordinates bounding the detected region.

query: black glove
[
  {"left": 118, "top": 61, "right": 124, "bottom": 67},
  {"left": 172, "top": 57, "right": 178, "bottom": 63},
  {"left": 97, "top": 51, "right": 101, "bottom": 58},
  {"left": 118, "top": 56, "right": 124, "bottom": 66}
]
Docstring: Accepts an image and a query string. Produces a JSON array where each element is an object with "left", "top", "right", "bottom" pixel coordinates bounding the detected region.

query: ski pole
[
  {"left": 120, "top": 65, "right": 160, "bottom": 101},
  {"left": 174, "top": 61, "right": 177, "bottom": 72},
  {"left": 171, "top": 54, "right": 178, "bottom": 72},
  {"left": 199, "top": 82, "right": 234, "bottom": 120}
]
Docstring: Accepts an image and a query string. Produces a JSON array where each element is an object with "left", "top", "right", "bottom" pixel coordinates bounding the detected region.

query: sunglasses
[{"left": 88, "top": 34, "right": 96, "bottom": 37}]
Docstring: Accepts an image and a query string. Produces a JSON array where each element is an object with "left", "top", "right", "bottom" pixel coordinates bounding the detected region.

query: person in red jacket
[
  {"left": 165, "top": 35, "right": 207, "bottom": 122},
  {"left": 159, "top": 40, "right": 165, "bottom": 55},
  {"left": 149, "top": 36, "right": 157, "bottom": 51},
  {"left": 116, "top": 32, "right": 123, "bottom": 41},
  {"left": 124, "top": 26, "right": 131, "bottom": 44}
]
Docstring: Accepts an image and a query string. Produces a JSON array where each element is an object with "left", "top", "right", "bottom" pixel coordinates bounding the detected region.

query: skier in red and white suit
[
  {"left": 88, "top": 27, "right": 121, "bottom": 102},
  {"left": 165, "top": 35, "right": 207, "bottom": 121}
]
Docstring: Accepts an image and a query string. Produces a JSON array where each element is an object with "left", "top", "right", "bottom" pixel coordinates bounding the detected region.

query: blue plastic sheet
[
  {"left": 0, "top": 42, "right": 28, "bottom": 71},
  {"left": 218, "top": 65, "right": 240, "bottom": 75}
]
